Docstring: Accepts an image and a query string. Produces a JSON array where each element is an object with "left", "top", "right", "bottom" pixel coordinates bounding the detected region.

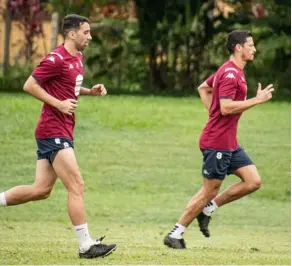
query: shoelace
[
  {"left": 96, "top": 236, "right": 106, "bottom": 243},
  {"left": 93, "top": 236, "right": 108, "bottom": 248}
]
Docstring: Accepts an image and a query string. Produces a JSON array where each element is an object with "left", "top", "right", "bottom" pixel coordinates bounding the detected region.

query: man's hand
[
  {"left": 255, "top": 83, "right": 274, "bottom": 104},
  {"left": 57, "top": 99, "right": 78, "bottom": 115},
  {"left": 90, "top": 84, "right": 107, "bottom": 96}
]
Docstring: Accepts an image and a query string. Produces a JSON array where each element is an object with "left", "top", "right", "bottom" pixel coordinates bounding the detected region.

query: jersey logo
[
  {"left": 226, "top": 72, "right": 235, "bottom": 79},
  {"left": 47, "top": 56, "right": 55, "bottom": 63},
  {"left": 69, "top": 64, "right": 74, "bottom": 69},
  {"left": 50, "top": 52, "right": 63, "bottom": 60},
  {"left": 225, "top": 67, "right": 238, "bottom": 73},
  {"left": 203, "top": 169, "right": 210, "bottom": 175},
  {"left": 63, "top": 142, "right": 69, "bottom": 149}
]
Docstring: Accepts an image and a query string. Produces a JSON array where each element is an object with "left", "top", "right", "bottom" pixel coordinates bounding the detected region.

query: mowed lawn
[{"left": 0, "top": 93, "right": 290, "bottom": 265}]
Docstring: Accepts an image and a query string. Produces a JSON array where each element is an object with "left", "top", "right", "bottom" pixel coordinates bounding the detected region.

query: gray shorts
[
  {"left": 201, "top": 146, "right": 254, "bottom": 179},
  {"left": 36, "top": 137, "right": 74, "bottom": 164}
]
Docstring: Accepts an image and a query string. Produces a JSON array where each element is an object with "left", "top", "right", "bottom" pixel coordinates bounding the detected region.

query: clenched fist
[{"left": 90, "top": 84, "right": 107, "bottom": 96}]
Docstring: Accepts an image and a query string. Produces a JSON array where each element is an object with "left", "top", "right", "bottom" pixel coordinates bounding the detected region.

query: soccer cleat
[
  {"left": 79, "top": 236, "right": 117, "bottom": 259},
  {"left": 163, "top": 235, "right": 186, "bottom": 249},
  {"left": 197, "top": 212, "right": 211, "bottom": 237}
]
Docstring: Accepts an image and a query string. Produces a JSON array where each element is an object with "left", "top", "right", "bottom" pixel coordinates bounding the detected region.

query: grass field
[{"left": 0, "top": 93, "right": 290, "bottom": 265}]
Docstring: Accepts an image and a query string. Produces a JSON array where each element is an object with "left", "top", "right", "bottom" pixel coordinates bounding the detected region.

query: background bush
[{"left": 0, "top": 0, "right": 290, "bottom": 99}]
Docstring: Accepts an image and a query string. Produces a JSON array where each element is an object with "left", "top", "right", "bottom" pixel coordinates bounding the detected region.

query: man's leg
[
  {"left": 52, "top": 148, "right": 116, "bottom": 258},
  {"left": 52, "top": 148, "right": 86, "bottom": 226},
  {"left": 178, "top": 178, "right": 222, "bottom": 226},
  {"left": 199, "top": 165, "right": 260, "bottom": 237},
  {"left": 0, "top": 159, "right": 57, "bottom": 206},
  {"left": 199, "top": 148, "right": 259, "bottom": 237},
  {"left": 164, "top": 177, "right": 222, "bottom": 249},
  {"left": 212, "top": 165, "right": 261, "bottom": 207}
]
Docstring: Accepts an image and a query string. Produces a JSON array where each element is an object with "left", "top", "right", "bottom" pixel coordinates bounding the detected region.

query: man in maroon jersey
[
  {"left": 164, "top": 30, "right": 274, "bottom": 249},
  {"left": 0, "top": 14, "right": 116, "bottom": 258}
]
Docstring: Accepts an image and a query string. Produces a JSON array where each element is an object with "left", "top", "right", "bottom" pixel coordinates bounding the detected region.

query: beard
[
  {"left": 77, "top": 43, "right": 88, "bottom": 52},
  {"left": 243, "top": 53, "right": 255, "bottom": 62}
]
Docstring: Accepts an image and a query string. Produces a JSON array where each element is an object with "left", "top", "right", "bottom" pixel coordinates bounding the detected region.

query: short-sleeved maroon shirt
[
  {"left": 199, "top": 60, "right": 247, "bottom": 150},
  {"left": 32, "top": 44, "right": 84, "bottom": 140}
]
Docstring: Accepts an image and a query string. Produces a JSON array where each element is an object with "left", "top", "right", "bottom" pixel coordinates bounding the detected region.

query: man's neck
[
  {"left": 64, "top": 41, "right": 79, "bottom": 56},
  {"left": 230, "top": 55, "right": 246, "bottom": 70}
]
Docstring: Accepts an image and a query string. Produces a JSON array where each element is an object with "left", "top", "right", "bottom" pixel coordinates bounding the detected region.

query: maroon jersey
[
  {"left": 199, "top": 60, "right": 247, "bottom": 150},
  {"left": 32, "top": 44, "right": 84, "bottom": 140}
]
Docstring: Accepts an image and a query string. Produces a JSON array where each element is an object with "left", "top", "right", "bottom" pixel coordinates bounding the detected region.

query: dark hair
[
  {"left": 227, "top": 30, "right": 253, "bottom": 54},
  {"left": 62, "top": 14, "right": 89, "bottom": 37}
]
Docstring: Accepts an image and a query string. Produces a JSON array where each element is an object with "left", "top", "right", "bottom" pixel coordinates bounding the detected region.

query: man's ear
[
  {"left": 68, "top": 30, "right": 76, "bottom": 39},
  {"left": 234, "top": 43, "right": 242, "bottom": 53}
]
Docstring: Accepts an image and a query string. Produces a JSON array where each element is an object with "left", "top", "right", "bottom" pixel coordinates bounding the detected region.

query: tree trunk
[
  {"left": 3, "top": 0, "right": 11, "bottom": 73},
  {"left": 51, "top": 12, "right": 59, "bottom": 50}
]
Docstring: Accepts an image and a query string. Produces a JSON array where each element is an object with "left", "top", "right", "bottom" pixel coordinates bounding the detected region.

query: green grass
[{"left": 0, "top": 93, "right": 290, "bottom": 265}]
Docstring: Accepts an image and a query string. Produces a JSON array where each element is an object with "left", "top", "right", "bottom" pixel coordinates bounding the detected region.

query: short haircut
[
  {"left": 62, "top": 14, "right": 89, "bottom": 37},
  {"left": 226, "top": 30, "right": 253, "bottom": 54}
]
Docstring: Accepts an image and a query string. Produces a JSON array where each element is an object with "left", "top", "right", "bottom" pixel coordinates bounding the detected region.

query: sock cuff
[
  {"left": 74, "top": 223, "right": 88, "bottom": 231},
  {"left": 175, "top": 223, "right": 186, "bottom": 230},
  {"left": 211, "top": 199, "right": 218, "bottom": 208},
  {"left": 0, "top": 192, "right": 7, "bottom": 206}
]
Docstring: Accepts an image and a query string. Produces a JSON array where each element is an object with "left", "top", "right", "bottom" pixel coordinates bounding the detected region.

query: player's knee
[
  {"left": 33, "top": 187, "right": 52, "bottom": 200},
  {"left": 76, "top": 180, "right": 85, "bottom": 195},
  {"left": 68, "top": 176, "right": 85, "bottom": 197},
  {"left": 247, "top": 176, "right": 261, "bottom": 192}
]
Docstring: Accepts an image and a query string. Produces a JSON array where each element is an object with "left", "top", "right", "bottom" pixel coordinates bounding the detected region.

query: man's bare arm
[
  {"left": 24, "top": 76, "right": 61, "bottom": 108},
  {"left": 23, "top": 76, "right": 78, "bottom": 115},
  {"left": 220, "top": 83, "right": 274, "bottom": 116},
  {"left": 80, "top": 87, "right": 91, "bottom": 95},
  {"left": 198, "top": 81, "right": 213, "bottom": 110},
  {"left": 80, "top": 85, "right": 107, "bottom": 96}
]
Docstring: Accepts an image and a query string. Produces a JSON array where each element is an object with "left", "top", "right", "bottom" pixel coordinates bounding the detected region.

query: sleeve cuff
[{"left": 31, "top": 74, "right": 40, "bottom": 82}]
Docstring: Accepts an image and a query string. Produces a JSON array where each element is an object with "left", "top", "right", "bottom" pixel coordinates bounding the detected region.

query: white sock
[
  {"left": 168, "top": 223, "right": 186, "bottom": 239},
  {"left": 0, "top": 192, "right": 7, "bottom": 206},
  {"left": 203, "top": 199, "right": 218, "bottom": 216},
  {"left": 74, "top": 223, "right": 94, "bottom": 252}
]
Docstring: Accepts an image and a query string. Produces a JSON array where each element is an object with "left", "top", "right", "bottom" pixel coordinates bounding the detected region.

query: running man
[
  {"left": 0, "top": 14, "right": 116, "bottom": 258},
  {"left": 164, "top": 30, "right": 274, "bottom": 249}
]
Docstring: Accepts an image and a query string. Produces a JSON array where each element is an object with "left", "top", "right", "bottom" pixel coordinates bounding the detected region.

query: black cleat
[
  {"left": 79, "top": 236, "right": 117, "bottom": 259},
  {"left": 197, "top": 212, "right": 211, "bottom": 237},
  {"left": 163, "top": 235, "right": 186, "bottom": 249}
]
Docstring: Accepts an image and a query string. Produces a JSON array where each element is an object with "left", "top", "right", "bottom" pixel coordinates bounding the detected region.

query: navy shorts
[
  {"left": 36, "top": 137, "right": 74, "bottom": 164},
  {"left": 201, "top": 146, "right": 254, "bottom": 179}
]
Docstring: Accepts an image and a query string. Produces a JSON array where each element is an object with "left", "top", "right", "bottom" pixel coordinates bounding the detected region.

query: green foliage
[
  {"left": 2, "top": 1, "right": 289, "bottom": 98},
  {"left": 48, "top": 0, "right": 94, "bottom": 17},
  {"left": 133, "top": 0, "right": 290, "bottom": 97},
  {"left": 0, "top": 65, "right": 33, "bottom": 92},
  {"left": 204, "top": 0, "right": 291, "bottom": 99},
  {"left": 230, "top": 0, "right": 290, "bottom": 99},
  {"left": 135, "top": 0, "right": 216, "bottom": 94},
  {"left": 84, "top": 19, "right": 147, "bottom": 93},
  {"left": 247, "top": 3, "right": 290, "bottom": 99}
]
